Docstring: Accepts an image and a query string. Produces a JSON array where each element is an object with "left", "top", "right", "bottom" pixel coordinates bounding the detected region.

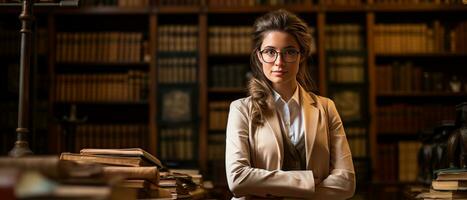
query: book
[
  {"left": 118, "top": 180, "right": 158, "bottom": 190},
  {"left": 102, "top": 166, "right": 159, "bottom": 184},
  {"left": 79, "top": 148, "right": 163, "bottom": 168},
  {"left": 436, "top": 169, "right": 467, "bottom": 181},
  {"left": 432, "top": 180, "right": 467, "bottom": 191},
  {"left": 416, "top": 189, "right": 467, "bottom": 199},
  {"left": 60, "top": 152, "right": 152, "bottom": 167}
]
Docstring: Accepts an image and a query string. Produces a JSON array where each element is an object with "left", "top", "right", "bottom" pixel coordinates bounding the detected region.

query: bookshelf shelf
[
  {"left": 377, "top": 92, "right": 467, "bottom": 97},
  {"left": 53, "top": 101, "right": 149, "bottom": 106},
  {"left": 157, "top": 6, "right": 201, "bottom": 14},
  {"left": 375, "top": 52, "right": 467, "bottom": 58},
  {"left": 369, "top": 4, "right": 467, "bottom": 12},
  {"left": 208, "top": 88, "right": 246, "bottom": 94},
  {"left": 208, "top": 129, "right": 226, "bottom": 132},
  {"left": 1, "top": 3, "right": 466, "bottom": 14},
  {"left": 208, "top": 53, "right": 249, "bottom": 57},
  {"left": 207, "top": 5, "right": 315, "bottom": 14},
  {"left": 55, "top": 62, "right": 150, "bottom": 68},
  {"left": 53, "top": 7, "right": 151, "bottom": 15},
  {"left": 377, "top": 133, "right": 420, "bottom": 141},
  {"left": 320, "top": 5, "right": 368, "bottom": 12}
]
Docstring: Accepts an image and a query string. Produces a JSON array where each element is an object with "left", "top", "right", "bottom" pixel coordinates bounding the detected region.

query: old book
[
  {"left": 436, "top": 169, "right": 467, "bottom": 181},
  {"left": 416, "top": 189, "right": 467, "bottom": 199},
  {"left": 102, "top": 166, "right": 159, "bottom": 184},
  {"left": 60, "top": 152, "right": 152, "bottom": 167},
  {"left": 432, "top": 180, "right": 467, "bottom": 191},
  {"left": 0, "top": 156, "right": 60, "bottom": 178},
  {"left": 79, "top": 148, "right": 163, "bottom": 168},
  {"left": 118, "top": 179, "right": 158, "bottom": 190}
]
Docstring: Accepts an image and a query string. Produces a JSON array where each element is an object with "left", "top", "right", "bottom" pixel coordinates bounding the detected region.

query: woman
[{"left": 225, "top": 9, "right": 355, "bottom": 199}]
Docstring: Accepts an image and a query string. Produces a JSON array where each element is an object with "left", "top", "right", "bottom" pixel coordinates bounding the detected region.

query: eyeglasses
[{"left": 259, "top": 48, "right": 301, "bottom": 64}]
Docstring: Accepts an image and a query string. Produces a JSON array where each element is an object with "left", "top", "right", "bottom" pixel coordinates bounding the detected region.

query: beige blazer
[{"left": 225, "top": 85, "right": 355, "bottom": 200}]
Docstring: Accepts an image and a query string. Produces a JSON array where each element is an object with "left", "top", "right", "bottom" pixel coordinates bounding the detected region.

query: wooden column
[
  {"left": 149, "top": 12, "right": 158, "bottom": 156},
  {"left": 198, "top": 11, "right": 208, "bottom": 172},
  {"left": 366, "top": 12, "right": 378, "bottom": 181},
  {"left": 317, "top": 12, "right": 327, "bottom": 96}
]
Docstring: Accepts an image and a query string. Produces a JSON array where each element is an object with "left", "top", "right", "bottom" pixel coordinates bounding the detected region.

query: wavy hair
[{"left": 249, "top": 9, "right": 317, "bottom": 126}]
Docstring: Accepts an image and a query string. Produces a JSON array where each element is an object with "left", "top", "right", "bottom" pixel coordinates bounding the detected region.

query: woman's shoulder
[{"left": 230, "top": 96, "right": 252, "bottom": 109}]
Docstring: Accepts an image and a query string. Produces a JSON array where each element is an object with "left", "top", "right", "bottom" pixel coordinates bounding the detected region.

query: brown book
[
  {"left": 436, "top": 170, "right": 467, "bottom": 181},
  {"left": 60, "top": 152, "right": 152, "bottom": 167},
  {"left": 432, "top": 180, "right": 467, "bottom": 191},
  {"left": 416, "top": 189, "right": 467, "bottom": 199},
  {"left": 102, "top": 166, "right": 159, "bottom": 184},
  {"left": 118, "top": 179, "right": 158, "bottom": 190},
  {"left": 79, "top": 148, "right": 163, "bottom": 168}
]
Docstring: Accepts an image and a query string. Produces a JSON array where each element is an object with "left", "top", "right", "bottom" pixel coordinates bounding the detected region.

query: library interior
[{"left": 0, "top": 0, "right": 466, "bottom": 199}]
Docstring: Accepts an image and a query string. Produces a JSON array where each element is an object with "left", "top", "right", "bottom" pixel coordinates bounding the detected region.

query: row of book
[
  {"left": 210, "top": 64, "right": 249, "bottom": 88},
  {"left": 79, "top": 0, "right": 149, "bottom": 7},
  {"left": 158, "top": 127, "right": 195, "bottom": 161},
  {"left": 373, "top": 0, "right": 463, "bottom": 4},
  {"left": 208, "top": 134, "right": 226, "bottom": 161},
  {"left": 158, "top": 25, "right": 198, "bottom": 53},
  {"left": 376, "top": 62, "right": 466, "bottom": 93},
  {"left": 54, "top": 71, "right": 148, "bottom": 103},
  {"left": 0, "top": 30, "right": 19, "bottom": 57},
  {"left": 208, "top": 101, "right": 230, "bottom": 131},
  {"left": 0, "top": 102, "right": 17, "bottom": 128},
  {"left": 377, "top": 141, "right": 422, "bottom": 182},
  {"left": 328, "top": 55, "right": 365, "bottom": 83},
  {"left": 159, "top": 0, "right": 200, "bottom": 6},
  {"left": 208, "top": 0, "right": 309, "bottom": 6},
  {"left": 398, "top": 141, "right": 422, "bottom": 182},
  {"left": 66, "top": 124, "right": 148, "bottom": 153},
  {"left": 346, "top": 127, "right": 367, "bottom": 158},
  {"left": 374, "top": 23, "right": 433, "bottom": 53},
  {"left": 0, "top": 28, "right": 47, "bottom": 56},
  {"left": 353, "top": 160, "right": 370, "bottom": 183},
  {"left": 56, "top": 32, "right": 146, "bottom": 63},
  {"left": 208, "top": 26, "right": 252, "bottom": 55},
  {"left": 322, "top": 0, "right": 362, "bottom": 5},
  {"left": 377, "top": 104, "right": 455, "bottom": 134},
  {"left": 158, "top": 57, "right": 198, "bottom": 83},
  {"left": 3, "top": 63, "right": 18, "bottom": 94},
  {"left": 325, "top": 24, "right": 364, "bottom": 51},
  {"left": 330, "top": 89, "right": 363, "bottom": 122},
  {"left": 450, "top": 21, "right": 467, "bottom": 53}
]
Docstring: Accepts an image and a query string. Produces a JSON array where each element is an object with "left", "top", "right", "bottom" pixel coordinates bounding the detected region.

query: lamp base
[{"left": 9, "top": 141, "right": 33, "bottom": 157}]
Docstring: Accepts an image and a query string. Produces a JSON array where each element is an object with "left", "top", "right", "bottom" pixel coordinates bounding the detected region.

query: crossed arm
[{"left": 225, "top": 99, "right": 355, "bottom": 199}]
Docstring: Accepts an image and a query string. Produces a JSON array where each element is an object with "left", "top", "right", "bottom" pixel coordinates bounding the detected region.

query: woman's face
[{"left": 258, "top": 31, "right": 301, "bottom": 88}]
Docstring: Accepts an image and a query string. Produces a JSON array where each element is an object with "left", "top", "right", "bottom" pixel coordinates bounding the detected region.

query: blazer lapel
[
  {"left": 265, "top": 109, "right": 284, "bottom": 169},
  {"left": 300, "top": 86, "right": 319, "bottom": 169}
]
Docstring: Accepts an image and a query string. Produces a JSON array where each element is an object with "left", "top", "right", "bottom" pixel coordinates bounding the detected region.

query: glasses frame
[{"left": 258, "top": 48, "right": 301, "bottom": 64}]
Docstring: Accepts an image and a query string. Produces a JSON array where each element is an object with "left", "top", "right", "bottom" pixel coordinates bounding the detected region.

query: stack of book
[
  {"left": 416, "top": 169, "right": 467, "bottom": 199},
  {"left": 159, "top": 169, "right": 205, "bottom": 199},
  {"left": 60, "top": 148, "right": 171, "bottom": 199},
  {"left": 0, "top": 156, "right": 135, "bottom": 200}
]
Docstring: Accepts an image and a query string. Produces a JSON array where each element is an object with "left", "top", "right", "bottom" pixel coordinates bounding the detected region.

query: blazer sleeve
[
  {"left": 225, "top": 100, "right": 315, "bottom": 198},
  {"left": 311, "top": 99, "right": 356, "bottom": 199}
]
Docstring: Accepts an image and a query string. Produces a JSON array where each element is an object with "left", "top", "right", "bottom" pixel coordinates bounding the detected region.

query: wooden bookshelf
[
  {"left": 0, "top": 1, "right": 466, "bottom": 198},
  {"left": 53, "top": 7, "right": 151, "bottom": 15},
  {"left": 377, "top": 92, "right": 467, "bottom": 97},
  {"left": 208, "top": 88, "right": 246, "bottom": 94},
  {"left": 375, "top": 52, "right": 467, "bottom": 57}
]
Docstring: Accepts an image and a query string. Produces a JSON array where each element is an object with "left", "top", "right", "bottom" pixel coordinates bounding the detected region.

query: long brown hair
[{"left": 249, "top": 9, "right": 317, "bottom": 126}]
